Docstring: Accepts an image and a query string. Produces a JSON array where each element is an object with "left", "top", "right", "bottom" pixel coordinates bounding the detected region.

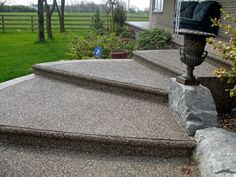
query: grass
[
  {"left": 0, "top": 30, "right": 89, "bottom": 83},
  {"left": 0, "top": 12, "right": 148, "bottom": 82}
]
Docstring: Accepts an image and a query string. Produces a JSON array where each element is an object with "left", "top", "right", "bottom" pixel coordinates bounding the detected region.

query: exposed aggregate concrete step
[
  {"left": 33, "top": 59, "right": 173, "bottom": 102},
  {"left": 0, "top": 57, "right": 201, "bottom": 176},
  {"left": 0, "top": 75, "right": 195, "bottom": 158},
  {"left": 0, "top": 135, "right": 200, "bottom": 177},
  {"left": 133, "top": 50, "right": 227, "bottom": 77}
]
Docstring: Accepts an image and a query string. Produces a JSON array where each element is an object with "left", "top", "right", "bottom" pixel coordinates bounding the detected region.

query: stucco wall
[{"left": 150, "top": 0, "right": 176, "bottom": 31}]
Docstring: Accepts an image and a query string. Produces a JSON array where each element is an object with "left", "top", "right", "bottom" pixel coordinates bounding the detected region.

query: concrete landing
[
  {"left": 0, "top": 137, "right": 200, "bottom": 177},
  {"left": 133, "top": 50, "right": 222, "bottom": 77},
  {"left": 0, "top": 75, "right": 195, "bottom": 157},
  {"left": 33, "top": 59, "right": 172, "bottom": 98},
  {"left": 125, "top": 21, "right": 151, "bottom": 30}
]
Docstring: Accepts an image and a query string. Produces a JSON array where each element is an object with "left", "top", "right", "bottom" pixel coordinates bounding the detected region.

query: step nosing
[
  {"left": 33, "top": 64, "right": 168, "bottom": 96},
  {"left": 133, "top": 52, "right": 183, "bottom": 75},
  {"left": 0, "top": 125, "right": 196, "bottom": 148}
]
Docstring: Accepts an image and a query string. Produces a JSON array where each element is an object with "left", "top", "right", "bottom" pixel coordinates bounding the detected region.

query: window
[{"left": 153, "top": 0, "right": 164, "bottom": 12}]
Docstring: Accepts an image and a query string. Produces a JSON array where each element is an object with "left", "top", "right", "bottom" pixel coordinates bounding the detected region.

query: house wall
[
  {"left": 149, "top": 0, "right": 176, "bottom": 31},
  {"left": 149, "top": 0, "right": 236, "bottom": 39}
]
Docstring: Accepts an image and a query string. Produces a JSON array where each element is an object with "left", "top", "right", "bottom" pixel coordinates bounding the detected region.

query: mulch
[{"left": 218, "top": 113, "right": 236, "bottom": 133}]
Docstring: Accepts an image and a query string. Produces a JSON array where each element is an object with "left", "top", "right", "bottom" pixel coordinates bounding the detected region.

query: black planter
[{"left": 177, "top": 34, "right": 208, "bottom": 85}]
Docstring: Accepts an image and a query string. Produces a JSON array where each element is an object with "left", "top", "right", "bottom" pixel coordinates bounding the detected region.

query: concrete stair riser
[
  {"left": 133, "top": 54, "right": 181, "bottom": 76},
  {"left": 132, "top": 50, "right": 228, "bottom": 78},
  {"left": 0, "top": 126, "right": 195, "bottom": 158},
  {"left": 33, "top": 65, "right": 168, "bottom": 103}
]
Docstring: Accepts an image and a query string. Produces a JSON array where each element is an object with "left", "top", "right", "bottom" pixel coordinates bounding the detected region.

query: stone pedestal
[{"left": 169, "top": 78, "right": 217, "bottom": 136}]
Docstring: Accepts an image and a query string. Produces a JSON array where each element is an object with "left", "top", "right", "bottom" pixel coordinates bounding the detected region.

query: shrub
[
  {"left": 136, "top": 28, "right": 172, "bottom": 50},
  {"left": 66, "top": 32, "right": 125, "bottom": 59},
  {"left": 65, "top": 36, "right": 94, "bottom": 60},
  {"left": 124, "top": 40, "right": 137, "bottom": 58},
  {"left": 120, "top": 28, "right": 135, "bottom": 39},
  {"left": 207, "top": 9, "right": 236, "bottom": 97}
]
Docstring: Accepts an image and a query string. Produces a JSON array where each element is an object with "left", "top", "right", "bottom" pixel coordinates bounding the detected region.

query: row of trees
[
  {"left": 0, "top": 5, "right": 36, "bottom": 12},
  {"left": 65, "top": 2, "right": 107, "bottom": 13},
  {"left": 38, "top": 0, "right": 65, "bottom": 41}
]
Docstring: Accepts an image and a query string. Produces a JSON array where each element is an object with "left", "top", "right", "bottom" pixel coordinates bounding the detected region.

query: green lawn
[
  {"left": 0, "top": 30, "right": 88, "bottom": 83},
  {"left": 0, "top": 12, "right": 148, "bottom": 83}
]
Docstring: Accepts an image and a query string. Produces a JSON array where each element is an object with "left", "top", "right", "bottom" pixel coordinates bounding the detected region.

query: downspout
[{"left": 149, "top": 0, "right": 153, "bottom": 29}]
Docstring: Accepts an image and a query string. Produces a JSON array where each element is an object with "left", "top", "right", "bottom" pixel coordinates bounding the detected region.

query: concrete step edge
[
  {"left": 0, "top": 125, "right": 196, "bottom": 158},
  {"left": 133, "top": 52, "right": 181, "bottom": 76},
  {"left": 33, "top": 64, "right": 168, "bottom": 102}
]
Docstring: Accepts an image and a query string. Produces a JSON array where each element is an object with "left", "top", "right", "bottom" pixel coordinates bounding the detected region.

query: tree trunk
[
  {"left": 46, "top": 13, "right": 53, "bottom": 39},
  {"left": 38, "top": 0, "right": 45, "bottom": 42},
  {"left": 45, "top": 0, "right": 56, "bottom": 40},
  {"left": 60, "top": 0, "right": 65, "bottom": 32},
  {"left": 56, "top": 0, "right": 65, "bottom": 32}
]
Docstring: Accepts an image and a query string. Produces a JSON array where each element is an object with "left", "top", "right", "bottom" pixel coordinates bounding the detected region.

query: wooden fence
[{"left": 0, "top": 14, "right": 148, "bottom": 32}]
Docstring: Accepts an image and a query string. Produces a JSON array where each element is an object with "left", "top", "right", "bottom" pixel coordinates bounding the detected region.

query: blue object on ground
[{"left": 94, "top": 46, "right": 103, "bottom": 59}]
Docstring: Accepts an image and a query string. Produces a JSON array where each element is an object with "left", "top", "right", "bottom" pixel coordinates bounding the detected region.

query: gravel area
[{"left": 218, "top": 113, "right": 236, "bottom": 133}]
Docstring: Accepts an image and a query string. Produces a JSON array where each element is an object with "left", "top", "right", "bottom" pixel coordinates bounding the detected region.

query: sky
[{"left": 6, "top": 0, "right": 150, "bottom": 10}]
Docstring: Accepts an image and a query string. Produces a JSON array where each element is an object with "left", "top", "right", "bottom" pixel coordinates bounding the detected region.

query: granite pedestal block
[{"left": 169, "top": 78, "right": 217, "bottom": 136}]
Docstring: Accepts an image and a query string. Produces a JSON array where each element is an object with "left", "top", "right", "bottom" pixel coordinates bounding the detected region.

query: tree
[
  {"left": 0, "top": 0, "right": 6, "bottom": 8},
  {"left": 55, "top": 0, "right": 65, "bottom": 32},
  {"left": 106, "top": 0, "right": 118, "bottom": 32},
  {"left": 44, "top": 0, "right": 57, "bottom": 39},
  {"left": 92, "top": 8, "right": 105, "bottom": 35},
  {"left": 38, "top": 0, "right": 45, "bottom": 42},
  {"left": 113, "top": 1, "right": 126, "bottom": 34}
]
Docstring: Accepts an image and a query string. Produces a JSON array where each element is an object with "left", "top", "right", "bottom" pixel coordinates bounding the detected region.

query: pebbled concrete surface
[
  {"left": 0, "top": 74, "right": 35, "bottom": 89},
  {"left": 0, "top": 139, "right": 200, "bottom": 177},
  {"left": 0, "top": 76, "right": 190, "bottom": 141},
  {"left": 34, "top": 59, "right": 171, "bottom": 92},
  {"left": 133, "top": 50, "right": 221, "bottom": 77}
]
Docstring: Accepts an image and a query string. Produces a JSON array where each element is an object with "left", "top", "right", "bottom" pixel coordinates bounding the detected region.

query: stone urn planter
[
  {"left": 111, "top": 49, "right": 128, "bottom": 59},
  {"left": 174, "top": 1, "right": 221, "bottom": 85},
  {"left": 177, "top": 34, "right": 208, "bottom": 85}
]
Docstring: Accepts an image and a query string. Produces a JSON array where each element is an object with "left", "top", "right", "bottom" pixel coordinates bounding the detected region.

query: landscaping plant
[
  {"left": 66, "top": 32, "right": 123, "bottom": 59},
  {"left": 66, "top": 32, "right": 136, "bottom": 59},
  {"left": 207, "top": 9, "right": 236, "bottom": 97},
  {"left": 120, "top": 28, "right": 135, "bottom": 39},
  {"left": 136, "top": 28, "right": 171, "bottom": 50}
]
